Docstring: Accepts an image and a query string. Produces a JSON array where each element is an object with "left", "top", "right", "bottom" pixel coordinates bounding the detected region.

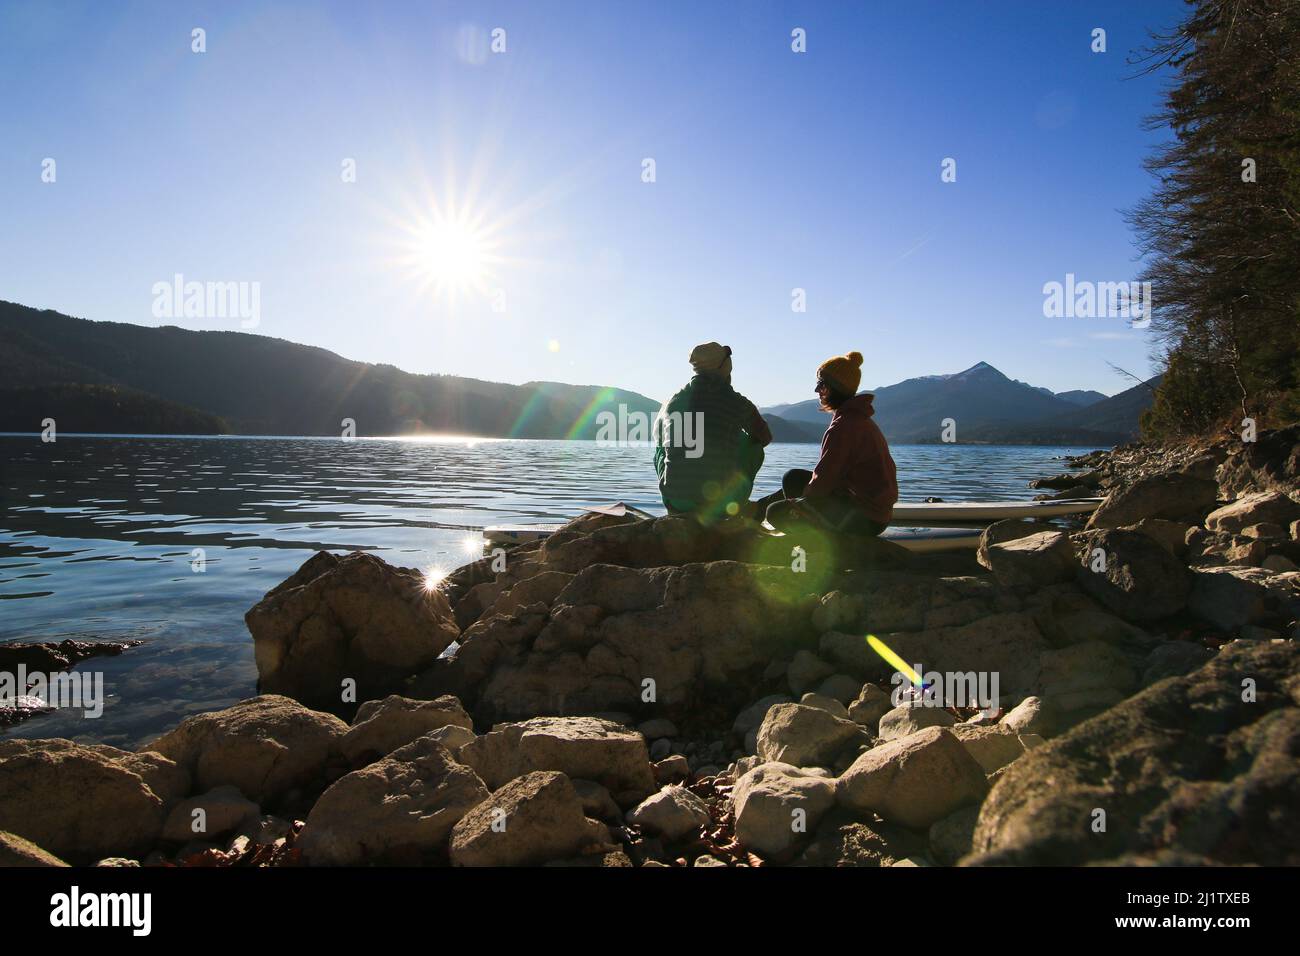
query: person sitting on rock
[
  {"left": 654, "top": 341, "right": 772, "bottom": 522},
  {"left": 757, "top": 350, "right": 898, "bottom": 540}
]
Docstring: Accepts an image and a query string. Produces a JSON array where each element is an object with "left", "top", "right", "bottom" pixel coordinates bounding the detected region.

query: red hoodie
[{"left": 802, "top": 393, "right": 898, "bottom": 524}]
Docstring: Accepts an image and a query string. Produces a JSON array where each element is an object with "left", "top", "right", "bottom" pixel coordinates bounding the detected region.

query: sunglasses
[{"left": 815, "top": 379, "right": 830, "bottom": 392}]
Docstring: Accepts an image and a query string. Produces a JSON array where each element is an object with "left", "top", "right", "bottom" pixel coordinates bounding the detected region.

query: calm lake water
[{"left": 0, "top": 435, "right": 1097, "bottom": 747}]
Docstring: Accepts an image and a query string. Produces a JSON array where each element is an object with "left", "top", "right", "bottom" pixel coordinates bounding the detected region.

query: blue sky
[{"left": 0, "top": 0, "right": 1186, "bottom": 406}]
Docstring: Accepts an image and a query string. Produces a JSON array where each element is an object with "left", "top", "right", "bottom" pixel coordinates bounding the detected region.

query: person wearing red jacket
[{"left": 759, "top": 350, "right": 898, "bottom": 537}]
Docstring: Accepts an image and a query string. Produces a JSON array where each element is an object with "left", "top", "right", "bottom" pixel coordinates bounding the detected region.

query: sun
[
  {"left": 393, "top": 205, "right": 501, "bottom": 303},
  {"left": 414, "top": 217, "right": 488, "bottom": 290}
]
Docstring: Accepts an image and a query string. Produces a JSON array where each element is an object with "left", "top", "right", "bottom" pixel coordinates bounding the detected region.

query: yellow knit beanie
[{"left": 817, "top": 351, "right": 864, "bottom": 395}]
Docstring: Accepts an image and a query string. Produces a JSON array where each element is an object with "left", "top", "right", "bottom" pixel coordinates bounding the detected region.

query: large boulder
[
  {"left": 1215, "top": 425, "right": 1300, "bottom": 496},
  {"left": 1205, "top": 491, "right": 1300, "bottom": 534},
  {"left": 340, "top": 695, "right": 473, "bottom": 765},
  {"left": 1074, "top": 528, "right": 1191, "bottom": 621},
  {"left": 458, "top": 716, "right": 655, "bottom": 799},
  {"left": 978, "top": 531, "right": 1076, "bottom": 588},
  {"left": 854, "top": 611, "right": 1050, "bottom": 702},
  {"left": 1036, "top": 640, "right": 1138, "bottom": 714},
  {"left": 0, "top": 739, "right": 174, "bottom": 864},
  {"left": 449, "top": 771, "right": 605, "bottom": 866},
  {"left": 298, "top": 735, "right": 489, "bottom": 865},
  {"left": 439, "top": 561, "right": 815, "bottom": 725},
  {"left": 732, "top": 762, "right": 836, "bottom": 857},
  {"left": 245, "top": 551, "right": 460, "bottom": 711},
  {"left": 836, "top": 727, "right": 989, "bottom": 829},
  {"left": 144, "top": 695, "right": 347, "bottom": 805},
  {"left": 756, "top": 703, "right": 863, "bottom": 768},
  {"left": 1186, "top": 566, "right": 1273, "bottom": 629},
  {"left": 966, "top": 640, "right": 1300, "bottom": 865},
  {"left": 1086, "top": 473, "right": 1219, "bottom": 530}
]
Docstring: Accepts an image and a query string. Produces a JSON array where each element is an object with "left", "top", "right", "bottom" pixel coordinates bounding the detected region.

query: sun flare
[{"left": 393, "top": 204, "right": 502, "bottom": 303}]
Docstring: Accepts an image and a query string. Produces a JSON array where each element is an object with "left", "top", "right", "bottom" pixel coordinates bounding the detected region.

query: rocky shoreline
[{"left": 2, "top": 425, "right": 1298, "bottom": 867}]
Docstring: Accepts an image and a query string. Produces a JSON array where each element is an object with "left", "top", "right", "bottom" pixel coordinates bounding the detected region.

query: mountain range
[
  {"left": 0, "top": 302, "right": 1155, "bottom": 445},
  {"left": 762, "top": 361, "right": 1158, "bottom": 445}
]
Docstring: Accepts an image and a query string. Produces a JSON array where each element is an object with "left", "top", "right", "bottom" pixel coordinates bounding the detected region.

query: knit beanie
[
  {"left": 817, "top": 350, "right": 864, "bottom": 395},
  {"left": 690, "top": 342, "right": 733, "bottom": 377}
]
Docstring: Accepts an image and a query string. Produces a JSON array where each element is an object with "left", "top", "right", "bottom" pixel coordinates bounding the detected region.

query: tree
[{"left": 1127, "top": 0, "right": 1300, "bottom": 438}]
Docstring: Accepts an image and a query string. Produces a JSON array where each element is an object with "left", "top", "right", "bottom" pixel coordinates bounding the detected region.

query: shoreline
[{"left": 2, "top": 425, "right": 1298, "bottom": 866}]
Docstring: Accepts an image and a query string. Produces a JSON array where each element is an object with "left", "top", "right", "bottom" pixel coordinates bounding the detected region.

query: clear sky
[{"left": 0, "top": 0, "right": 1186, "bottom": 406}]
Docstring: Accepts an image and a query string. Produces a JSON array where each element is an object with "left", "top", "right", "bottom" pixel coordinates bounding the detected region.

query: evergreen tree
[{"left": 1128, "top": 0, "right": 1300, "bottom": 438}]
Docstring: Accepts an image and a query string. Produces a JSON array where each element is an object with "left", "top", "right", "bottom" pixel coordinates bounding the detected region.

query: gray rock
[
  {"left": 652, "top": 755, "right": 689, "bottom": 784},
  {"left": 637, "top": 718, "right": 678, "bottom": 740},
  {"left": 1075, "top": 528, "right": 1191, "bottom": 621},
  {"left": 299, "top": 736, "right": 488, "bottom": 865},
  {"left": 816, "top": 674, "right": 865, "bottom": 706},
  {"left": 733, "top": 695, "right": 795, "bottom": 735},
  {"left": 340, "top": 694, "right": 472, "bottom": 765},
  {"left": 1000, "top": 696, "right": 1055, "bottom": 736},
  {"left": 877, "top": 702, "right": 956, "bottom": 741},
  {"left": 1205, "top": 492, "right": 1300, "bottom": 534},
  {"left": 929, "top": 805, "right": 980, "bottom": 866},
  {"left": 450, "top": 771, "right": 602, "bottom": 866},
  {"left": 948, "top": 725, "right": 1025, "bottom": 774},
  {"left": 1037, "top": 640, "right": 1137, "bottom": 713},
  {"left": 732, "top": 762, "right": 836, "bottom": 857},
  {"left": 1187, "top": 566, "right": 1272, "bottom": 629},
  {"left": 967, "top": 640, "right": 1300, "bottom": 865},
  {"left": 162, "top": 785, "right": 260, "bottom": 842},
  {"left": 459, "top": 716, "right": 655, "bottom": 798},
  {"left": 1141, "top": 641, "right": 1213, "bottom": 685},
  {"left": 143, "top": 694, "right": 347, "bottom": 805},
  {"left": 756, "top": 703, "right": 862, "bottom": 768},
  {"left": 626, "top": 785, "right": 711, "bottom": 842},
  {"left": 847, "top": 683, "right": 892, "bottom": 729},
  {"left": 787, "top": 650, "right": 835, "bottom": 696},
  {"left": 0, "top": 739, "right": 173, "bottom": 865},
  {"left": 836, "top": 727, "right": 988, "bottom": 829},
  {"left": 1086, "top": 473, "right": 1219, "bottom": 529},
  {"left": 798, "top": 692, "right": 851, "bottom": 719},
  {"left": 979, "top": 531, "right": 1076, "bottom": 587},
  {"left": 571, "top": 779, "right": 622, "bottom": 822},
  {"left": 245, "top": 551, "right": 460, "bottom": 711},
  {"left": 0, "top": 830, "right": 69, "bottom": 867}
]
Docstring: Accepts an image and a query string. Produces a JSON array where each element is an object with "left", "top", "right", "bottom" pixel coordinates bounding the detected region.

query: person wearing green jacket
[{"left": 654, "top": 342, "right": 772, "bottom": 522}]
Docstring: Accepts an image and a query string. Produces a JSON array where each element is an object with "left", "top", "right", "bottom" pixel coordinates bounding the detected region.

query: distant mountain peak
[{"left": 952, "top": 361, "right": 1006, "bottom": 380}]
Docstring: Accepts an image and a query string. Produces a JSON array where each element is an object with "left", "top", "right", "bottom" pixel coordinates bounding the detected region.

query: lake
[{"left": 0, "top": 434, "right": 1097, "bottom": 747}]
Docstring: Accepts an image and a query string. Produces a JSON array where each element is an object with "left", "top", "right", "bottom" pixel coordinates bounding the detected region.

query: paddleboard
[
  {"left": 890, "top": 497, "right": 1102, "bottom": 524},
  {"left": 880, "top": 525, "right": 982, "bottom": 552},
  {"left": 484, "top": 524, "right": 564, "bottom": 547},
  {"left": 485, "top": 521, "right": 983, "bottom": 553}
]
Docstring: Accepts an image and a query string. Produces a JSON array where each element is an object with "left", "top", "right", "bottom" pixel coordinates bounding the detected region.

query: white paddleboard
[
  {"left": 484, "top": 524, "right": 564, "bottom": 547},
  {"left": 881, "top": 526, "right": 982, "bottom": 553},
  {"left": 485, "top": 521, "right": 983, "bottom": 553},
  {"left": 890, "top": 497, "right": 1102, "bottom": 524}
]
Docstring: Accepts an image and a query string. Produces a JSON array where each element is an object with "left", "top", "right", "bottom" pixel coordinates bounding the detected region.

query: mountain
[
  {"left": 760, "top": 362, "right": 1148, "bottom": 445},
  {"left": 0, "top": 302, "right": 660, "bottom": 439},
  {"left": 0, "top": 383, "right": 227, "bottom": 435},
  {"left": 1055, "top": 389, "right": 1108, "bottom": 408},
  {"left": 763, "top": 414, "right": 824, "bottom": 443}
]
